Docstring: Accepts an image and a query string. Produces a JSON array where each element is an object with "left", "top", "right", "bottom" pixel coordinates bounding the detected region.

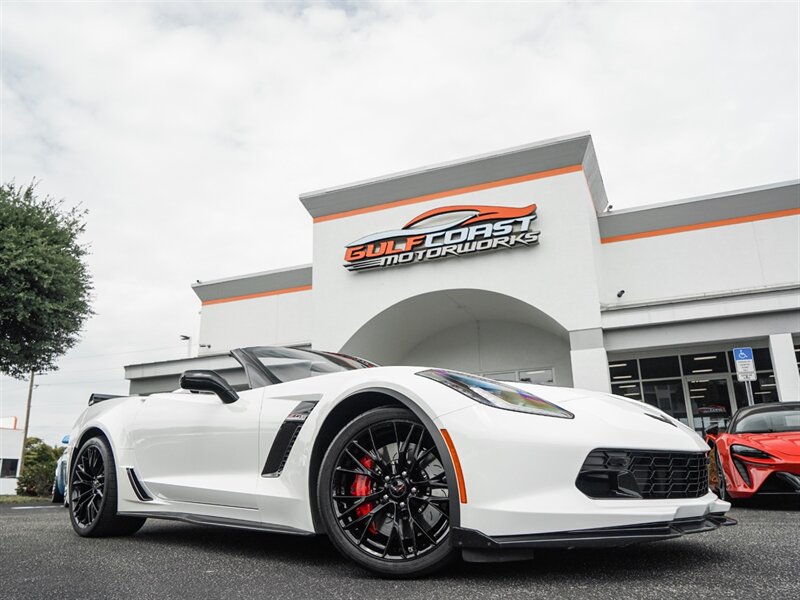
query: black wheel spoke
[
  {"left": 406, "top": 508, "right": 419, "bottom": 556},
  {"left": 399, "top": 425, "right": 415, "bottom": 466},
  {"left": 343, "top": 449, "right": 382, "bottom": 479},
  {"left": 392, "top": 422, "right": 401, "bottom": 463},
  {"left": 338, "top": 496, "right": 377, "bottom": 520},
  {"left": 367, "top": 427, "right": 381, "bottom": 462},
  {"left": 342, "top": 502, "right": 388, "bottom": 530},
  {"left": 333, "top": 491, "right": 382, "bottom": 501},
  {"left": 380, "top": 518, "right": 396, "bottom": 558},
  {"left": 356, "top": 512, "right": 376, "bottom": 545},
  {"left": 335, "top": 467, "right": 375, "bottom": 478},
  {"left": 394, "top": 515, "right": 407, "bottom": 559},
  {"left": 409, "top": 512, "right": 437, "bottom": 545},
  {"left": 350, "top": 440, "right": 378, "bottom": 464}
]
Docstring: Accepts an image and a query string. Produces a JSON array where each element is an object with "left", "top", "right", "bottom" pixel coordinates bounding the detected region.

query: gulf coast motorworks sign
[{"left": 343, "top": 204, "right": 540, "bottom": 272}]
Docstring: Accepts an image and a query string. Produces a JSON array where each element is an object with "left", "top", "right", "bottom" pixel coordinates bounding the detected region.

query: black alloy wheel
[
  {"left": 69, "top": 436, "right": 146, "bottom": 537},
  {"left": 318, "top": 407, "right": 455, "bottom": 577},
  {"left": 71, "top": 444, "right": 105, "bottom": 527}
]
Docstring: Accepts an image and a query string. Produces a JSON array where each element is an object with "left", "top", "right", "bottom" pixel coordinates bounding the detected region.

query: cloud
[{"left": 0, "top": 1, "right": 797, "bottom": 444}]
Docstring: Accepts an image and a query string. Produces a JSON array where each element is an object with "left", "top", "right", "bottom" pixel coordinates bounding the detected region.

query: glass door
[{"left": 685, "top": 375, "right": 735, "bottom": 435}]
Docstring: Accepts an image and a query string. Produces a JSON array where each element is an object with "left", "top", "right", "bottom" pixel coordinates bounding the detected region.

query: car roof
[
  {"left": 733, "top": 401, "right": 800, "bottom": 418},
  {"left": 729, "top": 401, "right": 800, "bottom": 432}
]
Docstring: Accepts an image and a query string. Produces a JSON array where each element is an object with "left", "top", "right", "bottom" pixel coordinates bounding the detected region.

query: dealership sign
[{"left": 343, "top": 204, "right": 540, "bottom": 272}]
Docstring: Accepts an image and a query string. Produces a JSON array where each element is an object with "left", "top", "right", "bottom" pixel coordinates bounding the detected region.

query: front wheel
[
  {"left": 69, "top": 436, "right": 146, "bottom": 537},
  {"left": 317, "top": 407, "right": 455, "bottom": 578},
  {"left": 715, "top": 449, "right": 729, "bottom": 502}
]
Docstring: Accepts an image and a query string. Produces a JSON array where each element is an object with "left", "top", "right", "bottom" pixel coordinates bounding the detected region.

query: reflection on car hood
[{"left": 730, "top": 432, "right": 800, "bottom": 457}]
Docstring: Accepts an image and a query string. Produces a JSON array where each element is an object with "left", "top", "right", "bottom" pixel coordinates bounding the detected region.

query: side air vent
[
  {"left": 262, "top": 401, "right": 318, "bottom": 477},
  {"left": 126, "top": 468, "right": 153, "bottom": 501}
]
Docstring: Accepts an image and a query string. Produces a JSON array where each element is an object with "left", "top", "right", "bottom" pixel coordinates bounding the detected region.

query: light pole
[{"left": 18, "top": 371, "right": 35, "bottom": 478}]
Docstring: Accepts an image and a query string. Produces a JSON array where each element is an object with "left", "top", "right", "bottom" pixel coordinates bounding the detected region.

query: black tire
[
  {"left": 51, "top": 480, "right": 64, "bottom": 504},
  {"left": 715, "top": 449, "right": 729, "bottom": 502},
  {"left": 69, "top": 436, "right": 146, "bottom": 537},
  {"left": 317, "top": 407, "right": 455, "bottom": 578}
]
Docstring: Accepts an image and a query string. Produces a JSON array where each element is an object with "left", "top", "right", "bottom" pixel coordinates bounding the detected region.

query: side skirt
[{"left": 117, "top": 510, "right": 316, "bottom": 537}]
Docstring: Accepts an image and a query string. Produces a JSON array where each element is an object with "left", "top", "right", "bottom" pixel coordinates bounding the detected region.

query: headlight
[
  {"left": 417, "top": 369, "right": 574, "bottom": 419},
  {"left": 730, "top": 444, "right": 773, "bottom": 460}
]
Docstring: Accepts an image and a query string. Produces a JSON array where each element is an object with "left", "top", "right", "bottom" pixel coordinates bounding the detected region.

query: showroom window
[
  {"left": 0, "top": 458, "right": 19, "bottom": 478},
  {"left": 608, "top": 348, "right": 776, "bottom": 433}
]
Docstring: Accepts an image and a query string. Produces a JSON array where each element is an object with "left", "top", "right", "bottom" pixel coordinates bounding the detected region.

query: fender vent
[
  {"left": 126, "top": 468, "right": 153, "bottom": 501},
  {"left": 262, "top": 400, "right": 317, "bottom": 478}
]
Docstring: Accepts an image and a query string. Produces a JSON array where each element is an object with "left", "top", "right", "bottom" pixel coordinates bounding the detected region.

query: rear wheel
[
  {"left": 318, "top": 407, "right": 455, "bottom": 578},
  {"left": 69, "top": 436, "right": 146, "bottom": 537}
]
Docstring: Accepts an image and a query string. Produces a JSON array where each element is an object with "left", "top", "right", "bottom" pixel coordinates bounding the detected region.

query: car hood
[
  {"left": 730, "top": 432, "right": 800, "bottom": 457},
  {"left": 513, "top": 383, "right": 706, "bottom": 447}
]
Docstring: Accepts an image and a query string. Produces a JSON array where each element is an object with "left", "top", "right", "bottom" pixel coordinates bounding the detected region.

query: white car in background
[{"left": 65, "top": 346, "right": 734, "bottom": 577}]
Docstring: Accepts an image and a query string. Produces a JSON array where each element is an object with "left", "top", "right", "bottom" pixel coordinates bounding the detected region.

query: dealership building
[{"left": 126, "top": 132, "right": 800, "bottom": 433}]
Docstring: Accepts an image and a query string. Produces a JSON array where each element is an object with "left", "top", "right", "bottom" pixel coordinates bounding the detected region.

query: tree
[
  {"left": 15, "top": 437, "right": 63, "bottom": 497},
  {"left": 0, "top": 182, "right": 93, "bottom": 378}
]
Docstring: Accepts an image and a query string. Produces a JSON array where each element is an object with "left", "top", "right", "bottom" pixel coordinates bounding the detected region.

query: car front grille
[{"left": 576, "top": 449, "right": 709, "bottom": 500}]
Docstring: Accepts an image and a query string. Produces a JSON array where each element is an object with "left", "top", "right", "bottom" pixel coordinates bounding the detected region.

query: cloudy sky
[{"left": 1, "top": 1, "right": 798, "bottom": 446}]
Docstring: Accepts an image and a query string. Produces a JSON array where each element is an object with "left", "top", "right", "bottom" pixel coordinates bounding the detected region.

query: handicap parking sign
[{"left": 732, "top": 347, "right": 756, "bottom": 382}]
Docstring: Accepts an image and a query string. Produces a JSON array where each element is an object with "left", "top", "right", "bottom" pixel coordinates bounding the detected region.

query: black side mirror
[
  {"left": 179, "top": 370, "right": 239, "bottom": 404},
  {"left": 706, "top": 426, "right": 720, "bottom": 436}
]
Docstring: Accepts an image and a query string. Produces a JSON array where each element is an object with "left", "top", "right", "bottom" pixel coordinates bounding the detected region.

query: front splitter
[{"left": 453, "top": 513, "right": 736, "bottom": 562}]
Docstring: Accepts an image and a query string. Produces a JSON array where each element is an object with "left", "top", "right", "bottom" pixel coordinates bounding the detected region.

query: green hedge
[{"left": 16, "top": 437, "right": 63, "bottom": 497}]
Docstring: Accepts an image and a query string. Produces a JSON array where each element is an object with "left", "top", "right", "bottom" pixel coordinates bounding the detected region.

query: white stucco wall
[
  {"left": 398, "top": 320, "right": 574, "bottom": 387},
  {"left": 198, "top": 290, "right": 312, "bottom": 353},
  {"left": 598, "top": 215, "right": 800, "bottom": 306},
  {"left": 311, "top": 170, "right": 604, "bottom": 354}
]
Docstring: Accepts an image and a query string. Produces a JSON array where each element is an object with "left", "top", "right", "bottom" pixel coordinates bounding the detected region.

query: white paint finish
[
  {"left": 598, "top": 216, "right": 800, "bottom": 306},
  {"left": 128, "top": 388, "right": 264, "bottom": 509},
  {"left": 399, "top": 320, "right": 573, "bottom": 387},
  {"left": 70, "top": 362, "right": 731, "bottom": 542},
  {"left": 312, "top": 171, "right": 604, "bottom": 353},
  {"left": 769, "top": 333, "right": 800, "bottom": 401},
  {"left": 436, "top": 398, "right": 720, "bottom": 536},
  {"left": 198, "top": 290, "right": 312, "bottom": 353},
  {"left": 570, "top": 347, "right": 611, "bottom": 393}
]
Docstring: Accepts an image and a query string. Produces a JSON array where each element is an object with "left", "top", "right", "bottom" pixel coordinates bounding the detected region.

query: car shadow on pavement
[
  {"left": 130, "top": 520, "right": 735, "bottom": 582},
  {"left": 730, "top": 496, "right": 799, "bottom": 511}
]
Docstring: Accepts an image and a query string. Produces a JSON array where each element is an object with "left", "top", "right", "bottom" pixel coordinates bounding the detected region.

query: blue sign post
[{"left": 732, "top": 347, "right": 756, "bottom": 405}]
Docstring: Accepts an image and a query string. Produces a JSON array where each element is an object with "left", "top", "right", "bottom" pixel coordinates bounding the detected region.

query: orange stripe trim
[
  {"left": 313, "top": 164, "right": 583, "bottom": 223},
  {"left": 601, "top": 207, "right": 800, "bottom": 244},
  {"left": 202, "top": 284, "right": 312, "bottom": 306},
  {"left": 440, "top": 428, "right": 467, "bottom": 504}
]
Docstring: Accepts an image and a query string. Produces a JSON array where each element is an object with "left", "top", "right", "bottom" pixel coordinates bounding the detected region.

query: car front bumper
[{"left": 435, "top": 402, "right": 731, "bottom": 537}]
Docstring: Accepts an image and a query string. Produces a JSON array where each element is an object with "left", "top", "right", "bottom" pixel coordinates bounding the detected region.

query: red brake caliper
[{"left": 351, "top": 455, "right": 378, "bottom": 534}]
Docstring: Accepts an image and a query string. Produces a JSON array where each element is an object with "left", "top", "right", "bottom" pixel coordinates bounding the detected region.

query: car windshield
[
  {"left": 246, "top": 346, "right": 376, "bottom": 384},
  {"left": 732, "top": 405, "right": 800, "bottom": 433}
]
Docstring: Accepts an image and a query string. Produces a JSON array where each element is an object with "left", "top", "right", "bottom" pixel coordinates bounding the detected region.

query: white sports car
[{"left": 65, "top": 346, "right": 735, "bottom": 577}]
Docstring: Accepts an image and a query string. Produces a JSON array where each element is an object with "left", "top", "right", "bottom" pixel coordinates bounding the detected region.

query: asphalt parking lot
[{"left": 1, "top": 501, "right": 798, "bottom": 600}]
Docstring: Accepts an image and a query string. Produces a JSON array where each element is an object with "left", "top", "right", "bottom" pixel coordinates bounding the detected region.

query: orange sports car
[{"left": 706, "top": 402, "right": 800, "bottom": 501}]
